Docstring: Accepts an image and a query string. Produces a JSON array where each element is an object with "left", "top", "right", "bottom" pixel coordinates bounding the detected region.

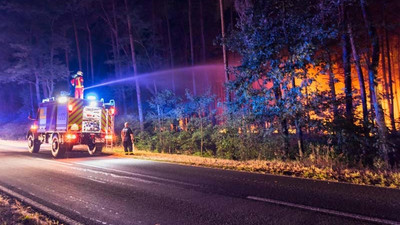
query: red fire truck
[{"left": 27, "top": 95, "right": 115, "bottom": 158}]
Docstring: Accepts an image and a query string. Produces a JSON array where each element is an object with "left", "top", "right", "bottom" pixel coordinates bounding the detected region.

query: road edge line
[
  {"left": 246, "top": 196, "right": 400, "bottom": 225},
  {"left": 0, "top": 184, "right": 84, "bottom": 225}
]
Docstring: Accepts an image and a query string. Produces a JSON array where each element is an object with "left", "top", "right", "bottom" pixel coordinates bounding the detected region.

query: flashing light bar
[
  {"left": 87, "top": 95, "right": 96, "bottom": 101},
  {"left": 57, "top": 96, "right": 68, "bottom": 104},
  {"left": 68, "top": 104, "right": 73, "bottom": 112}
]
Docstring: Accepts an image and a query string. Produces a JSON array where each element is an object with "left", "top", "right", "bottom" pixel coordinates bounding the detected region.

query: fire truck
[{"left": 27, "top": 95, "right": 115, "bottom": 158}]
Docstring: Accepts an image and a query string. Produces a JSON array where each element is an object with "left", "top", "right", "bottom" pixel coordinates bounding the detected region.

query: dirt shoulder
[
  {"left": 0, "top": 193, "right": 60, "bottom": 225},
  {"left": 106, "top": 146, "right": 400, "bottom": 189}
]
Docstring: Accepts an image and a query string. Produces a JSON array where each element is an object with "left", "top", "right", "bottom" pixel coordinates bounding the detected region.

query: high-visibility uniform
[{"left": 71, "top": 76, "right": 84, "bottom": 99}]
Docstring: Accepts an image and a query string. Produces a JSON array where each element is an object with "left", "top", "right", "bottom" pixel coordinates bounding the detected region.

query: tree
[
  {"left": 148, "top": 89, "right": 180, "bottom": 153},
  {"left": 382, "top": 2, "right": 396, "bottom": 132},
  {"left": 348, "top": 23, "right": 368, "bottom": 130},
  {"left": 124, "top": 0, "right": 144, "bottom": 131},
  {"left": 360, "top": 0, "right": 389, "bottom": 163},
  {"left": 164, "top": 0, "right": 176, "bottom": 92},
  {"left": 340, "top": 0, "right": 353, "bottom": 124},
  {"left": 226, "top": 0, "right": 334, "bottom": 157},
  {"left": 220, "top": 0, "right": 229, "bottom": 101},
  {"left": 185, "top": 89, "right": 215, "bottom": 155}
]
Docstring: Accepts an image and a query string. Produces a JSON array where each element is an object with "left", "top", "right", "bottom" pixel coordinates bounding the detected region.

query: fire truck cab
[{"left": 27, "top": 95, "right": 115, "bottom": 158}]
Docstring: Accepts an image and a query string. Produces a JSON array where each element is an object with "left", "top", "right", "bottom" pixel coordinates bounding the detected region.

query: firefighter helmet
[{"left": 76, "top": 71, "right": 83, "bottom": 77}]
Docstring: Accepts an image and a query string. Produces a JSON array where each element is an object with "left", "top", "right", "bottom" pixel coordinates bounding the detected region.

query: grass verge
[
  {"left": 105, "top": 146, "right": 400, "bottom": 189},
  {"left": 0, "top": 193, "right": 60, "bottom": 225}
]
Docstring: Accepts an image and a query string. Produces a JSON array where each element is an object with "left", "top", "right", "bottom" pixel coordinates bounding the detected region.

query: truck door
[{"left": 38, "top": 107, "right": 47, "bottom": 132}]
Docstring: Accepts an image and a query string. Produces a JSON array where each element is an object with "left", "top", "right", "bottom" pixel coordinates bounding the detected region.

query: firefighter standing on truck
[
  {"left": 121, "top": 122, "right": 134, "bottom": 155},
  {"left": 71, "top": 71, "right": 84, "bottom": 99}
]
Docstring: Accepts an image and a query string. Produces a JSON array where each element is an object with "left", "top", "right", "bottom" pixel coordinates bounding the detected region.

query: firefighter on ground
[
  {"left": 71, "top": 71, "right": 84, "bottom": 99},
  {"left": 121, "top": 122, "right": 134, "bottom": 155}
]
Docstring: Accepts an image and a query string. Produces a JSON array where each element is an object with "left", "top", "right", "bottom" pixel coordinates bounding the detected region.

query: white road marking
[
  {"left": 85, "top": 177, "right": 107, "bottom": 184},
  {"left": 34, "top": 158, "right": 155, "bottom": 184},
  {"left": 33, "top": 157, "right": 195, "bottom": 186},
  {"left": 75, "top": 162, "right": 201, "bottom": 187},
  {"left": 33, "top": 157, "right": 163, "bottom": 185},
  {"left": 247, "top": 196, "right": 400, "bottom": 225},
  {"left": 0, "top": 184, "right": 84, "bottom": 225},
  {"left": 34, "top": 158, "right": 74, "bottom": 166}
]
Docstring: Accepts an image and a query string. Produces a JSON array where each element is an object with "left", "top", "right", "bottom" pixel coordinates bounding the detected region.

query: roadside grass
[
  {"left": 0, "top": 193, "right": 60, "bottom": 225},
  {"left": 104, "top": 146, "right": 400, "bottom": 189}
]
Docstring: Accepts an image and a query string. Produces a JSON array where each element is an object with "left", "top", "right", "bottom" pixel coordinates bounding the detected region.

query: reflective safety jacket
[{"left": 71, "top": 76, "right": 84, "bottom": 88}]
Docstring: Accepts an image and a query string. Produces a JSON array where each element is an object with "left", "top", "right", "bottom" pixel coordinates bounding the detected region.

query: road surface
[{"left": 0, "top": 140, "right": 399, "bottom": 225}]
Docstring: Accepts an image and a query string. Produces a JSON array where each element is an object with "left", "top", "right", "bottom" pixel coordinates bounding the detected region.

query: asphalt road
[{"left": 0, "top": 141, "right": 399, "bottom": 225}]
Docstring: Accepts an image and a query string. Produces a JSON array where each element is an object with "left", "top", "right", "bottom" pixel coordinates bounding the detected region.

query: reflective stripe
[
  {"left": 68, "top": 98, "right": 84, "bottom": 131},
  {"left": 74, "top": 77, "right": 84, "bottom": 88}
]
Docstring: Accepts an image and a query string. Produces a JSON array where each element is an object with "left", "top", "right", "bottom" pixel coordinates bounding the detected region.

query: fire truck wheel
[
  {"left": 51, "top": 135, "right": 66, "bottom": 158},
  {"left": 27, "top": 133, "right": 40, "bottom": 153},
  {"left": 88, "top": 144, "right": 103, "bottom": 155}
]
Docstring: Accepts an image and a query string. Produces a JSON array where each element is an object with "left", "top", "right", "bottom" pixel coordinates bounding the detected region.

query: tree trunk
[
  {"left": 200, "top": 113, "right": 204, "bottom": 155},
  {"left": 109, "top": 29, "right": 126, "bottom": 115},
  {"left": 396, "top": 37, "right": 400, "bottom": 116},
  {"left": 48, "top": 80, "right": 54, "bottom": 98},
  {"left": 154, "top": 81, "right": 162, "bottom": 152},
  {"left": 64, "top": 29, "right": 70, "bottom": 87},
  {"left": 219, "top": 0, "right": 229, "bottom": 102},
  {"left": 341, "top": 1, "right": 353, "bottom": 124},
  {"left": 41, "top": 83, "right": 49, "bottom": 99},
  {"left": 112, "top": 0, "right": 121, "bottom": 79},
  {"left": 327, "top": 53, "right": 338, "bottom": 118},
  {"left": 348, "top": 24, "right": 368, "bottom": 128},
  {"left": 72, "top": 17, "right": 82, "bottom": 71},
  {"left": 292, "top": 78, "right": 304, "bottom": 158},
  {"left": 49, "top": 24, "right": 55, "bottom": 98},
  {"left": 110, "top": 31, "right": 118, "bottom": 78},
  {"left": 381, "top": 32, "right": 389, "bottom": 117},
  {"left": 384, "top": 20, "right": 396, "bottom": 131},
  {"left": 35, "top": 72, "right": 41, "bottom": 106},
  {"left": 360, "top": 0, "right": 389, "bottom": 163},
  {"left": 86, "top": 42, "right": 89, "bottom": 80},
  {"left": 188, "top": 0, "right": 197, "bottom": 95},
  {"left": 125, "top": 0, "right": 144, "bottom": 131},
  {"left": 86, "top": 20, "right": 94, "bottom": 85},
  {"left": 29, "top": 83, "right": 35, "bottom": 116},
  {"left": 200, "top": 0, "right": 206, "bottom": 64},
  {"left": 164, "top": 0, "right": 176, "bottom": 93},
  {"left": 274, "top": 86, "right": 289, "bottom": 155},
  {"left": 200, "top": 0, "right": 209, "bottom": 89}
]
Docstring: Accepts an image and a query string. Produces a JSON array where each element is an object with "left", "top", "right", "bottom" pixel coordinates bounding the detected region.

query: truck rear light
[
  {"left": 30, "top": 124, "right": 38, "bottom": 130},
  {"left": 110, "top": 107, "right": 115, "bottom": 115},
  {"left": 66, "top": 134, "right": 77, "bottom": 140},
  {"left": 68, "top": 104, "right": 73, "bottom": 112}
]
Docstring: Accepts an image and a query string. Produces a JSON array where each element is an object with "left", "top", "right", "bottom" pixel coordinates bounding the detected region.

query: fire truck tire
[
  {"left": 27, "top": 133, "right": 40, "bottom": 153},
  {"left": 88, "top": 144, "right": 103, "bottom": 155},
  {"left": 51, "top": 135, "right": 66, "bottom": 158}
]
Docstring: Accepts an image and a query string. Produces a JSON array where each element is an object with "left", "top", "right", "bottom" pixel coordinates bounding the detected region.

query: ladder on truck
[
  {"left": 105, "top": 108, "right": 114, "bottom": 151},
  {"left": 105, "top": 134, "right": 113, "bottom": 150}
]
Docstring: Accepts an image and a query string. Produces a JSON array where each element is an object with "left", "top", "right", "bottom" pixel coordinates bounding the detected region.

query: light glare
[{"left": 58, "top": 96, "right": 68, "bottom": 104}]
